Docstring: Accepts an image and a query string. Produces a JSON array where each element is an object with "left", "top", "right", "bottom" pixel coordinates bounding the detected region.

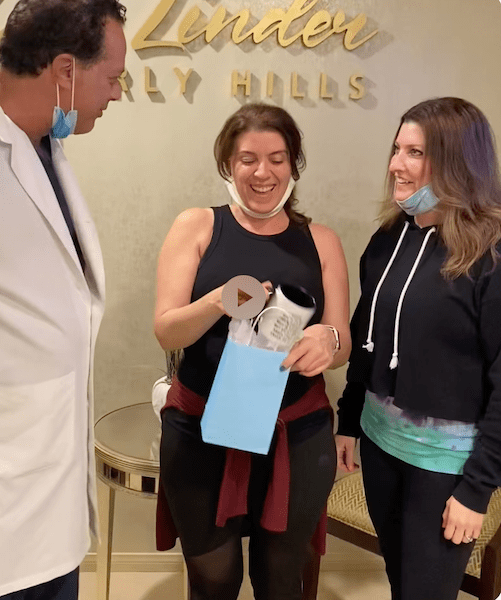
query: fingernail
[{"left": 280, "top": 366, "right": 286, "bottom": 372}]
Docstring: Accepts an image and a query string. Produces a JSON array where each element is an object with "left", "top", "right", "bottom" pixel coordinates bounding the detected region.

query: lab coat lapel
[
  {"left": 51, "top": 138, "right": 105, "bottom": 303},
  {"left": 0, "top": 109, "right": 83, "bottom": 276}
]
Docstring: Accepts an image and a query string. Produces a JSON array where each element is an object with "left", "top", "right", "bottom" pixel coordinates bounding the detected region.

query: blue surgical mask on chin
[
  {"left": 396, "top": 184, "right": 440, "bottom": 216},
  {"left": 225, "top": 177, "right": 296, "bottom": 219},
  {"left": 51, "top": 106, "right": 78, "bottom": 139},
  {"left": 51, "top": 58, "right": 78, "bottom": 139}
]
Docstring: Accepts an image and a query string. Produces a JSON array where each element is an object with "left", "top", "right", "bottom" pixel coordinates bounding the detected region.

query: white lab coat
[{"left": 0, "top": 107, "right": 105, "bottom": 595}]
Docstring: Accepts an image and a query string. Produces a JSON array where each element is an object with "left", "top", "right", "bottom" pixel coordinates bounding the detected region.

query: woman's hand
[
  {"left": 335, "top": 435, "right": 359, "bottom": 472},
  {"left": 442, "top": 496, "right": 484, "bottom": 545},
  {"left": 280, "top": 323, "right": 338, "bottom": 377}
]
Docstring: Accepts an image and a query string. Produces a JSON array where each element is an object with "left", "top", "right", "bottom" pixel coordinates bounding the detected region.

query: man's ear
[{"left": 50, "top": 54, "right": 74, "bottom": 90}]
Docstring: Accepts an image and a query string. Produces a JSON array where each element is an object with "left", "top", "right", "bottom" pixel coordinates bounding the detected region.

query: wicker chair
[{"left": 303, "top": 472, "right": 501, "bottom": 600}]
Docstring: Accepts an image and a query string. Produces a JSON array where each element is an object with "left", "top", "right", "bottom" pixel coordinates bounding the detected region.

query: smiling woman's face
[
  {"left": 389, "top": 121, "right": 432, "bottom": 201},
  {"left": 229, "top": 129, "right": 292, "bottom": 216}
]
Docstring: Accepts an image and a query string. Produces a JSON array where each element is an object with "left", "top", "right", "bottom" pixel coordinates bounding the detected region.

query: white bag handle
[{"left": 249, "top": 306, "right": 295, "bottom": 350}]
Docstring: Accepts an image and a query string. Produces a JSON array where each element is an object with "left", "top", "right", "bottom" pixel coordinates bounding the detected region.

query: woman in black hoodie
[{"left": 336, "top": 97, "right": 501, "bottom": 600}]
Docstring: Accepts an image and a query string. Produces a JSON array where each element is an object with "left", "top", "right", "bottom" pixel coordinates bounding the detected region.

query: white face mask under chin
[{"left": 225, "top": 177, "right": 296, "bottom": 219}]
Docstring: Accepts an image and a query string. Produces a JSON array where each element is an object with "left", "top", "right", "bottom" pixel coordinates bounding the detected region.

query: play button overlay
[{"left": 221, "top": 275, "right": 267, "bottom": 319}]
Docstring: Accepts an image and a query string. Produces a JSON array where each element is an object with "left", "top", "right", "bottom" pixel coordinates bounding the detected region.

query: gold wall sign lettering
[
  {"left": 229, "top": 70, "right": 365, "bottom": 101},
  {"left": 132, "top": 0, "right": 378, "bottom": 51},
  {"left": 232, "top": 71, "right": 251, "bottom": 97},
  {"left": 132, "top": 67, "right": 366, "bottom": 101},
  {"left": 118, "top": 71, "right": 129, "bottom": 93},
  {"left": 349, "top": 74, "right": 365, "bottom": 100},
  {"left": 291, "top": 72, "right": 305, "bottom": 99},
  {"left": 319, "top": 74, "right": 333, "bottom": 99},
  {"left": 145, "top": 67, "right": 159, "bottom": 93},
  {"left": 1, "top": 1, "right": 376, "bottom": 105},
  {"left": 173, "top": 68, "right": 194, "bottom": 94}
]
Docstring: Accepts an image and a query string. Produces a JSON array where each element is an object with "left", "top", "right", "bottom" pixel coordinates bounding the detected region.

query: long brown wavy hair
[
  {"left": 214, "top": 103, "right": 311, "bottom": 227},
  {"left": 380, "top": 97, "right": 501, "bottom": 279}
]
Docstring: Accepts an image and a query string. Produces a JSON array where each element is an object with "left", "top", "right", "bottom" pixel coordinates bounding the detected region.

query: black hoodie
[{"left": 338, "top": 216, "right": 501, "bottom": 513}]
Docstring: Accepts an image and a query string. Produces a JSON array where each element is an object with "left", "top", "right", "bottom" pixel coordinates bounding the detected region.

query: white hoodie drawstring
[
  {"left": 389, "top": 227, "right": 436, "bottom": 369},
  {"left": 363, "top": 222, "right": 410, "bottom": 353}
]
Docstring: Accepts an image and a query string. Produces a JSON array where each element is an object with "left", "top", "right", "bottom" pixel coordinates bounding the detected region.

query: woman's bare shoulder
[
  {"left": 163, "top": 207, "right": 215, "bottom": 260},
  {"left": 308, "top": 222, "right": 342, "bottom": 247},
  {"left": 173, "top": 207, "right": 214, "bottom": 230}
]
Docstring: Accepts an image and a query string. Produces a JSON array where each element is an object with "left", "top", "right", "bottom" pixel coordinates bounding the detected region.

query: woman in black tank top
[{"left": 154, "top": 104, "right": 351, "bottom": 600}]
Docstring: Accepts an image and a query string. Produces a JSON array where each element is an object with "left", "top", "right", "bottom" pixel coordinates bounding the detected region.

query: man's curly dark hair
[{"left": 0, "top": 0, "right": 126, "bottom": 76}]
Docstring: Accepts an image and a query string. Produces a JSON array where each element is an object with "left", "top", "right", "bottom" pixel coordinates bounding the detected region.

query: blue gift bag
[{"left": 201, "top": 338, "right": 289, "bottom": 454}]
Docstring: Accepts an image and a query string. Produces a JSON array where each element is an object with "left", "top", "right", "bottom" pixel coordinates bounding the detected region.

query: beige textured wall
[{"left": 2, "top": 0, "right": 500, "bottom": 555}]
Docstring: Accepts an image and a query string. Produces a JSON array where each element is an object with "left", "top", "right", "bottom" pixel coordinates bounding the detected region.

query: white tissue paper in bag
[{"left": 228, "top": 308, "right": 303, "bottom": 353}]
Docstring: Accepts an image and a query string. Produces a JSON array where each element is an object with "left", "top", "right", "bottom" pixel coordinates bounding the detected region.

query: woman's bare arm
[
  {"left": 154, "top": 208, "right": 226, "bottom": 351},
  {"left": 281, "top": 223, "right": 351, "bottom": 376}
]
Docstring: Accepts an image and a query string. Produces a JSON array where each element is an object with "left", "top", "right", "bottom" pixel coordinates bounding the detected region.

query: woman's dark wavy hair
[
  {"left": 380, "top": 97, "right": 501, "bottom": 278},
  {"left": 214, "top": 103, "right": 311, "bottom": 226},
  {"left": 0, "top": 0, "right": 126, "bottom": 76}
]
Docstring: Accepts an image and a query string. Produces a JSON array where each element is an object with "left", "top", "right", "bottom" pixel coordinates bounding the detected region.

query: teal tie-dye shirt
[{"left": 361, "top": 390, "right": 477, "bottom": 474}]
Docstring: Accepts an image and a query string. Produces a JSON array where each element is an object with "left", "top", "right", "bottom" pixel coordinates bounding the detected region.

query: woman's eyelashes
[{"left": 393, "top": 145, "right": 424, "bottom": 157}]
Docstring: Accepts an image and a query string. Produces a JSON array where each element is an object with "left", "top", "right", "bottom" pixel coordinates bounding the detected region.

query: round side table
[{"left": 94, "top": 402, "right": 186, "bottom": 600}]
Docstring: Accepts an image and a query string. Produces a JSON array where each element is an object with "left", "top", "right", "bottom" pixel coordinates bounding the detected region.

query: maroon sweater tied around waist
[{"left": 156, "top": 376, "right": 333, "bottom": 555}]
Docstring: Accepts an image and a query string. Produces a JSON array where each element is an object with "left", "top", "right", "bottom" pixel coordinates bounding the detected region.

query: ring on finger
[{"left": 464, "top": 536, "right": 474, "bottom": 543}]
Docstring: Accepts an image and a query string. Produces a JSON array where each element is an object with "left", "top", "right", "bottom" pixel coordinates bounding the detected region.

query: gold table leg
[{"left": 97, "top": 478, "right": 116, "bottom": 600}]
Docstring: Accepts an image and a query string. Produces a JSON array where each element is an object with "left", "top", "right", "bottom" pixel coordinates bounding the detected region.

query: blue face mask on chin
[
  {"left": 50, "top": 57, "right": 78, "bottom": 139},
  {"left": 51, "top": 107, "right": 78, "bottom": 139},
  {"left": 396, "top": 184, "right": 440, "bottom": 216}
]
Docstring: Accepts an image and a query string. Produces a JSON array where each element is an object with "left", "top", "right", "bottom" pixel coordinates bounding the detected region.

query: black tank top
[{"left": 177, "top": 205, "right": 326, "bottom": 410}]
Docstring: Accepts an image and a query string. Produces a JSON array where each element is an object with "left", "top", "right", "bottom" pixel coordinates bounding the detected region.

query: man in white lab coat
[{"left": 0, "top": 1, "right": 127, "bottom": 597}]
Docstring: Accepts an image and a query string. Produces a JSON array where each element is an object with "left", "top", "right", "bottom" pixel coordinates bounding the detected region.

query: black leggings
[
  {"left": 360, "top": 433, "right": 475, "bottom": 600},
  {"left": 160, "top": 410, "right": 336, "bottom": 600}
]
